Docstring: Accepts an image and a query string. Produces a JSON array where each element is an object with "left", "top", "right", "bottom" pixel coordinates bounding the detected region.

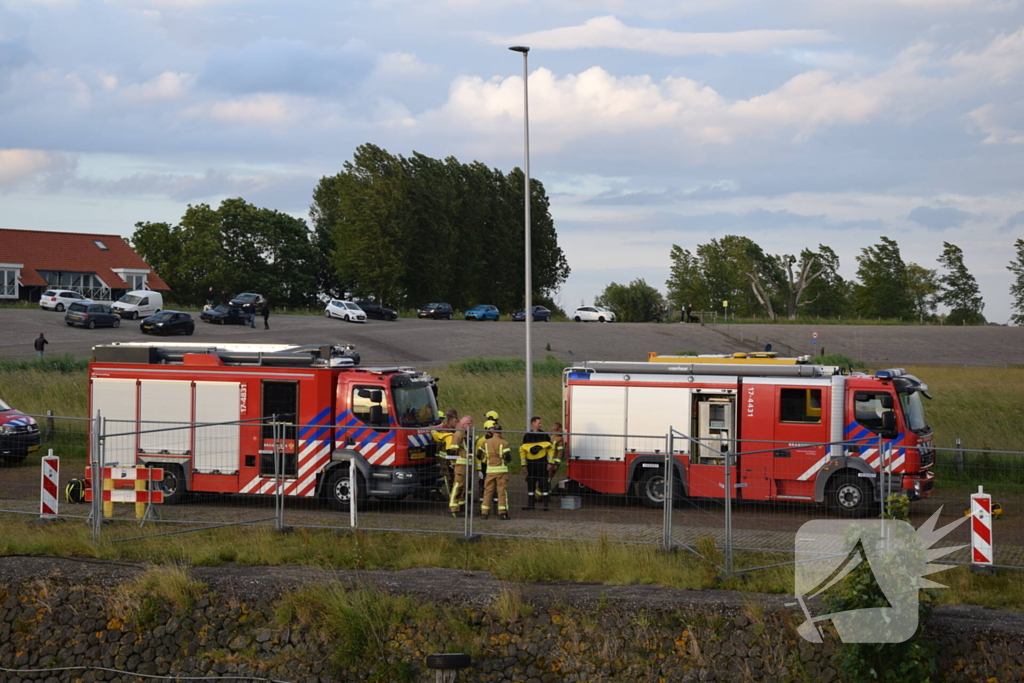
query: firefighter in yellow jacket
[
  {"left": 479, "top": 424, "right": 512, "bottom": 520},
  {"left": 520, "top": 416, "right": 555, "bottom": 511},
  {"left": 432, "top": 409, "right": 458, "bottom": 493},
  {"left": 447, "top": 415, "right": 473, "bottom": 517}
]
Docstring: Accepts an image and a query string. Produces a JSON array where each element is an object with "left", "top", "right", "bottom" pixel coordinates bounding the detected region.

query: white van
[{"left": 112, "top": 290, "right": 163, "bottom": 319}]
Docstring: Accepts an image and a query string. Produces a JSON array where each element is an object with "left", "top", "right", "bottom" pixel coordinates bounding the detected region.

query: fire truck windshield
[
  {"left": 899, "top": 391, "right": 929, "bottom": 433},
  {"left": 394, "top": 384, "right": 439, "bottom": 427}
]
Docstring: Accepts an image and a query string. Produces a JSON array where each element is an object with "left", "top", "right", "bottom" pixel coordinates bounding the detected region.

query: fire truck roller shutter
[
  {"left": 625, "top": 387, "right": 690, "bottom": 454},
  {"left": 92, "top": 378, "right": 138, "bottom": 467},
  {"left": 194, "top": 382, "right": 241, "bottom": 474},
  {"left": 569, "top": 385, "right": 626, "bottom": 462},
  {"left": 139, "top": 381, "right": 192, "bottom": 457}
]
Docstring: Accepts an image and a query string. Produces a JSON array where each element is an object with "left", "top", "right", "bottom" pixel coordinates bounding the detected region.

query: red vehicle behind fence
[
  {"left": 561, "top": 353, "right": 935, "bottom": 516},
  {"left": 86, "top": 342, "right": 443, "bottom": 510}
]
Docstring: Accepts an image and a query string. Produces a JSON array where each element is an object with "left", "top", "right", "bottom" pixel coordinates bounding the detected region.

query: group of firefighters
[{"left": 432, "top": 409, "right": 565, "bottom": 519}]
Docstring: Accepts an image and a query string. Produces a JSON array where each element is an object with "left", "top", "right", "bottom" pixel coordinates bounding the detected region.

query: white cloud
[
  {"left": 966, "top": 104, "right": 1024, "bottom": 145},
  {"left": 201, "top": 94, "right": 304, "bottom": 125},
  {"left": 491, "top": 15, "right": 836, "bottom": 56},
  {"left": 949, "top": 28, "right": 1024, "bottom": 83},
  {"left": 373, "top": 52, "right": 440, "bottom": 80},
  {"left": 427, "top": 49, "right": 931, "bottom": 152},
  {"left": 121, "top": 71, "right": 194, "bottom": 102},
  {"left": 0, "top": 149, "right": 74, "bottom": 189}
]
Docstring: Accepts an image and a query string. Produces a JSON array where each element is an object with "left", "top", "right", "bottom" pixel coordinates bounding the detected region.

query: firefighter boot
[
  {"left": 499, "top": 512, "right": 510, "bottom": 520},
  {"left": 521, "top": 492, "right": 535, "bottom": 510},
  {"left": 542, "top": 493, "right": 550, "bottom": 511}
]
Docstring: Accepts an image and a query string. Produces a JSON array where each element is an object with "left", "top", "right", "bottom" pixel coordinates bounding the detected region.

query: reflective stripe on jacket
[
  {"left": 481, "top": 436, "right": 512, "bottom": 474},
  {"left": 519, "top": 441, "right": 555, "bottom": 463}
]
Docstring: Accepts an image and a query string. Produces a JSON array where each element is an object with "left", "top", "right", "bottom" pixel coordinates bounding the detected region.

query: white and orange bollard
[
  {"left": 970, "top": 485, "right": 995, "bottom": 574},
  {"left": 39, "top": 451, "right": 59, "bottom": 518}
]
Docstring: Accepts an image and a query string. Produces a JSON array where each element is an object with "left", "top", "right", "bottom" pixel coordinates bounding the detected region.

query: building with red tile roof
[{"left": 0, "top": 228, "right": 169, "bottom": 303}]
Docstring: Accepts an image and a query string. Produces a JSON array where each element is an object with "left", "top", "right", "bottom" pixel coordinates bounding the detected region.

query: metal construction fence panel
[{"left": 1, "top": 415, "right": 1022, "bottom": 572}]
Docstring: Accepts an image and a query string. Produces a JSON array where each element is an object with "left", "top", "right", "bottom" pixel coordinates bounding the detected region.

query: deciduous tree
[
  {"left": 1009, "top": 239, "right": 1024, "bottom": 326},
  {"left": 936, "top": 242, "right": 985, "bottom": 325}
]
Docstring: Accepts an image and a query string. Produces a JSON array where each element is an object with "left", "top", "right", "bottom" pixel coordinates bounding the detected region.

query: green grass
[{"left": 1, "top": 518, "right": 1020, "bottom": 610}]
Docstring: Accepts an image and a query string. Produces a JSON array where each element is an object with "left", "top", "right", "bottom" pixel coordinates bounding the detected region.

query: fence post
[
  {"left": 349, "top": 457, "right": 358, "bottom": 530},
  {"left": 955, "top": 438, "right": 964, "bottom": 475},
  {"left": 45, "top": 409, "right": 54, "bottom": 439},
  {"left": 723, "top": 445, "right": 733, "bottom": 577},
  {"left": 90, "top": 412, "right": 102, "bottom": 543},
  {"left": 274, "top": 420, "right": 285, "bottom": 532},
  {"left": 460, "top": 426, "right": 480, "bottom": 543},
  {"left": 661, "top": 429, "right": 675, "bottom": 552}
]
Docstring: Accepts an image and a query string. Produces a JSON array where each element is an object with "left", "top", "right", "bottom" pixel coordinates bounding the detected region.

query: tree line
[
  {"left": 598, "top": 236, "right": 1024, "bottom": 325},
  {"left": 131, "top": 143, "right": 570, "bottom": 311}
]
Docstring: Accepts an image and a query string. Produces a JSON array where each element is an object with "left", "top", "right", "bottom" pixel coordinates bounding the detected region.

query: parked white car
[
  {"left": 39, "top": 290, "right": 92, "bottom": 312},
  {"left": 112, "top": 290, "right": 163, "bottom": 319},
  {"left": 572, "top": 306, "right": 616, "bottom": 322},
  {"left": 325, "top": 300, "right": 367, "bottom": 323}
]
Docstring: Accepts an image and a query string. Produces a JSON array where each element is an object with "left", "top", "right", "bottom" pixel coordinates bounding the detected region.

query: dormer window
[{"left": 94, "top": 240, "right": 109, "bottom": 250}]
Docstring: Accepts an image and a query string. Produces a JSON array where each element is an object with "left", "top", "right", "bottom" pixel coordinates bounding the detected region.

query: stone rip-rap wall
[{"left": 1, "top": 566, "right": 1023, "bottom": 683}]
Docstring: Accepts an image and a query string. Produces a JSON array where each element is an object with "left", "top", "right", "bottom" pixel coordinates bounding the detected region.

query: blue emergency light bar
[{"left": 875, "top": 368, "right": 907, "bottom": 379}]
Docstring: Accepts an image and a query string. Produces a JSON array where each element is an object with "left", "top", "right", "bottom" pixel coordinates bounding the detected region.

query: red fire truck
[
  {"left": 86, "top": 342, "right": 443, "bottom": 510},
  {"left": 561, "top": 354, "right": 936, "bottom": 516}
]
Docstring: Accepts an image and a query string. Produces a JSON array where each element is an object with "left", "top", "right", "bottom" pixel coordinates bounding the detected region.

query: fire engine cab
[
  {"left": 87, "top": 342, "right": 443, "bottom": 510},
  {"left": 561, "top": 353, "right": 936, "bottom": 516}
]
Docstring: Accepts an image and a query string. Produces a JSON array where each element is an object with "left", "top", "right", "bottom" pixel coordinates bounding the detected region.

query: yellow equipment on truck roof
[{"left": 647, "top": 352, "right": 813, "bottom": 365}]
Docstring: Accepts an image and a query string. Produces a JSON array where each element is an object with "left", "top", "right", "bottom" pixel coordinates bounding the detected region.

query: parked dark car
[
  {"left": 229, "top": 292, "right": 266, "bottom": 312},
  {"left": 201, "top": 304, "right": 250, "bottom": 325},
  {"left": 141, "top": 310, "right": 195, "bottom": 336},
  {"left": 512, "top": 305, "right": 552, "bottom": 322},
  {"left": 64, "top": 302, "right": 120, "bottom": 329},
  {"left": 0, "top": 397, "right": 41, "bottom": 464},
  {"left": 355, "top": 300, "right": 398, "bottom": 321},
  {"left": 417, "top": 303, "right": 453, "bottom": 320}
]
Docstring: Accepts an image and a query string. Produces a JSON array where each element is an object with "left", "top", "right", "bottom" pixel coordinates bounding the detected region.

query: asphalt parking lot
[{"left": 1, "top": 306, "right": 1022, "bottom": 366}]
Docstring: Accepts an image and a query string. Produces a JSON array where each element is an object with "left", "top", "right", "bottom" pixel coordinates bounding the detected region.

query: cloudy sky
[{"left": 1, "top": 0, "right": 1022, "bottom": 321}]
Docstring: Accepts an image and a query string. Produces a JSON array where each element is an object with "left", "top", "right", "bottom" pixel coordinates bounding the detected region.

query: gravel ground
[{"left": 2, "top": 308, "right": 1022, "bottom": 366}]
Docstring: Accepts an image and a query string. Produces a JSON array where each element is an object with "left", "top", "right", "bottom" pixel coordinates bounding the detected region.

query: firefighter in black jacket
[{"left": 520, "top": 416, "right": 554, "bottom": 511}]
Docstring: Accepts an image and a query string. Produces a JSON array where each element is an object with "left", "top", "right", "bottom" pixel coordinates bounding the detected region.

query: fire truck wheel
[
  {"left": 829, "top": 475, "right": 870, "bottom": 517},
  {"left": 159, "top": 465, "right": 188, "bottom": 505},
  {"left": 638, "top": 468, "right": 668, "bottom": 508},
  {"left": 325, "top": 467, "right": 367, "bottom": 511}
]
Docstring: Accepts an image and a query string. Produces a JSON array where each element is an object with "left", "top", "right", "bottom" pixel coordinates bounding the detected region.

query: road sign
[
  {"left": 813, "top": 340, "right": 818, "bottom": 345},
  {"left": 812, "top": 331, "right": 818, "bottom": 340},
  {"left": 723, "top": 301, "right": 729, "bottom": 307}
]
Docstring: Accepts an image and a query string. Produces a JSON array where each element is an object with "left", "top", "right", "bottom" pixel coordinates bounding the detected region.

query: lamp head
[{"left": 509, "top": 46, "right": 530, "bottom": 53}]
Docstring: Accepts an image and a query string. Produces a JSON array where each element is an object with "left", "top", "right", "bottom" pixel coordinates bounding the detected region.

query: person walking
[
  {"left": 447, "top": 415, "right": 473, "bottom": 517},
  {"left": 205, "top": 286, "right": 215, "bottom": 309},
  {"left": 220, "top": 290, "right": 229, "bottom": 305},
  {"left": 685, "top": 303, "right": 693, "bottom": 323},
  {"left": 479, "top": 424, "right": 512, "bottom": 520},
  {"left": 520, "top": 416, "right": 554, "bottom": 511},
  {"left": 34, "top": 333, "right": 48, "bottom": 358},
  {"left": 261, "top": 301, "right": 270, "bottom": 330}
]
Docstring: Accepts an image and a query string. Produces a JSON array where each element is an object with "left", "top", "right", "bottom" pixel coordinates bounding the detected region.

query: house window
[
  {"left": 0, "top": 269, "right": 16, "bottom": 298},
  {"left": 94, "top": 240, "right": 109, "bottom": 250},
  {"left": 125, "top": 273, "right": 146, "bottom": 290},
  {"left": 38, "top": 271, "right": 107, "bottom": 299}
]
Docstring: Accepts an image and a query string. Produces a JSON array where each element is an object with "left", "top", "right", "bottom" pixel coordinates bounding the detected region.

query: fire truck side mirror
[
  {"left": 369, "top": 405, "right": 386, "bottom": 426},
  {"left": 880, "top": 394, "right": 894, "bottom": 410},
  {"left": 880, "top": 410, "right": 897, "bottom": 437}
]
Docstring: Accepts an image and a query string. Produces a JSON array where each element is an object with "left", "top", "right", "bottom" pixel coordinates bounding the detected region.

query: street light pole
[{"left": 510, "top": 45, "right": 533, "bottom": 432}]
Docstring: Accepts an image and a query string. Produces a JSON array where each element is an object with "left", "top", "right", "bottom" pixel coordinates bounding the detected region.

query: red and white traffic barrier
[
  {"left": 40, "top": 451, "right": 59, "bottom": 518},
  {"left": 84, "top": 466, "right": 165, "bottom": 519},
  {"left": 971, "top": 485, "right": 993, "bottom": 568}
]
